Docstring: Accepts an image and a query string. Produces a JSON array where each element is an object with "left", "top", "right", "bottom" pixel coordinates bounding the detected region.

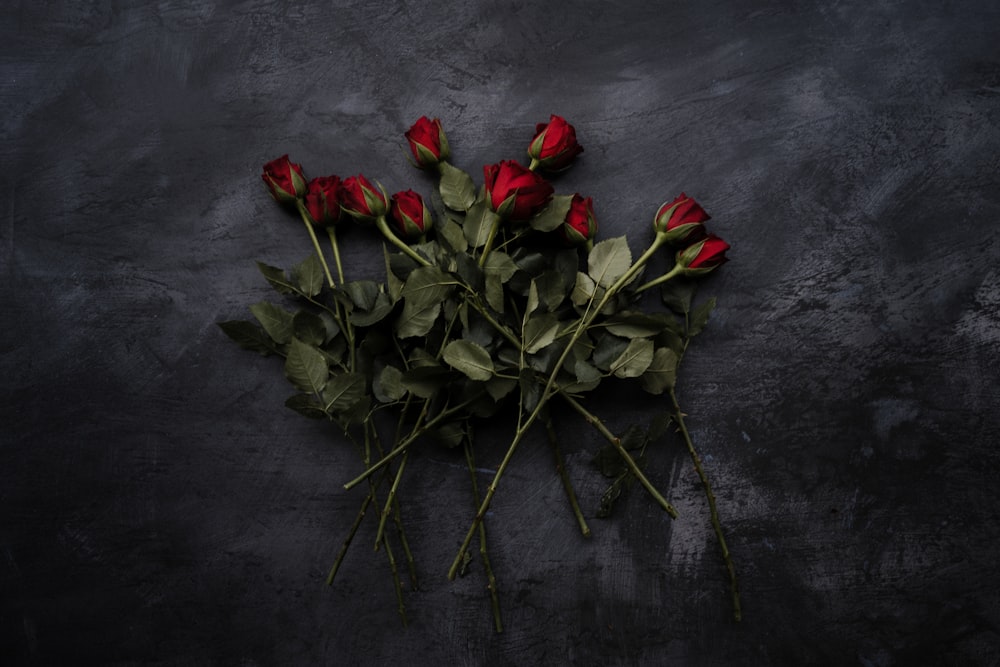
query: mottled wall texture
[{"left": 3, "top": 1, "right": 999, "bottom": 665}]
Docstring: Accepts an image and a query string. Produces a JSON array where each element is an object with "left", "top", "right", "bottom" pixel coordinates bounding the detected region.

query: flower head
[
  {"left": 483, "top": 160, "right": 554, "bottom": 221},
  {"left": 304, "top": 176, "right": 342, "bottom": 226},
  {"left": 653, "top": 193, "right": 710, "bottom": 244},
  {"left": 262, "top": 155, "right": 307, "bottom": 203},
  {"left": 676, "top": 234, "right": 730, "bottom": 275},
  {"left": 340, "top": 174, "right": 388, "bottom": 221},
  {"left": 559, "top": 195, "right": 598, "bottom": 247},
  {"left": 527, "top": 115, "right": 584, "bottom": 171},
  {"left": 405, "top": 117, "right": 451, "bottom": 168},
  {"left": 389, "top": 190, "right": 433, "bottom": 239}
]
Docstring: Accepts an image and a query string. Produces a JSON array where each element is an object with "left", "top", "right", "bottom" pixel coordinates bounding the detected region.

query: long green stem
[
  {"left": 325, "top": 492, "right": 373, "bottom": 586},
  {"left": 374, "top": 451, "right": 409, "bottom": 550},
  {"left": 376, "top": 216, "right": 432, "bottom": 267},
  {"left": 669, "top": 387, "right": 741, "bottom": 621},
  {"left": 635, "top": 264, "right": 683, "bottom": 294},
  {"left": 295, "top": 200, "right": 336, "bottom": 287},
  {"left": 478, "top": 212, "right": 502, "bottom": 267},
  {"left": 560, "top": 392, "right": 678, "bottom": 518},
  {"left": 464, "top": 437, "right": 503, "bottom": 633},
  {"left": 545, "top": 410, "right": 591, "bottom": 536},
  {"left": 325, "top": 226, "right": 346, "bottom": 284}
]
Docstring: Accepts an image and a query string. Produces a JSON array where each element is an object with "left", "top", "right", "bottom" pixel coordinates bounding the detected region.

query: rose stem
[
  {"left": 325, "top": 492, "right": 372, "bottom": 586},
  {"left": 477, "top": 211, "right": 502, "bottom": 267},
  {"left": 669, "top": 386, "right": 741, "bottom": 622},
  {"left": 634, "top": 264, "right": 683, "bottom": 294},
  {"left": 375, "top": 216, "right": 433, "bottom": 267},
  {"left": 559, "top": 392, "right": 679, "bottom": 519},
  {"left": 294, "top": 200, "right": 336, "bottom": 287},
  {"left": 544, "top": 408, "right": 591, "bottom": 536},
  {"left": 464, "top": 433, "right": 503, "bottom": 633},
  {"left": 367, "top": 414, "right": 418, "bottom": 587},
  {"left": 380, "top": 529, "right": 407, "bottom": 626},
  {"left": 325, "top": 226, "right": 347, "bottom": 285},
  {"left": 374, "top": 451, "right": 409, "bottom": 550},
  {"left": 448, "top": 234, "right": 676, "bottom": 576}
]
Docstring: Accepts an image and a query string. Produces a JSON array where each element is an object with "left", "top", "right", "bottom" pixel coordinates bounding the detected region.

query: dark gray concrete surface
[{"left": 3, "top": 1, "right": 1000, "bottom": 664}]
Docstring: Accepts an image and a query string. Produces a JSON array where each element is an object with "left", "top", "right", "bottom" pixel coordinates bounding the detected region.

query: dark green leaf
[
  {"left": 256, "top": 262, "right": 294, "bottom": 295},
  {"left": 284, "top": 338, "right": 329, "bottom": 394},
  {"left": 395, "top": 301, "right": 441, "bottom": 339},
  {"left": 528, "top": 194, "right": 574, "bottom": 232},
  {"left": 291, "top": 254, "right": 325, "bottom": 297},
  {"left": 285, "top": 394, "right": 328, "bottom": 419},
  {"left": 217, "top": 320, "right": 279, "bottom": 356},
  {"left": 640, "top": 348, "right": 678, "bottom": 395},
  {"left": 604, "top": 311, "right": 670, "bottom": 338},
  {"left": 374, "top": 365, "right": 405, "bottom": 403},
  {"left": 485, "top": 375, "right": 518, "bottom": 402},
  {"left": 350, "top": 292, "right": 395, "bottom": 327},
  {"left": 518, "top": 367, "right": 541, "bottom": 414},
  {"left": 400, "top": 265, "right": 454, "bottom": 308},
  {"left": 535, "top": 269, "right": 567, "bottom": 312},
  {"left": 463, "top": 197, "right": 498, "bottom": 248},
  {"left": 443, "top": 340, "right": 494, "bottom": 381},
  {"left": 587, "top": 236, "right": 632, "bottom": 289},
  {"left": 594, "top": 446, "right": 627, "bottom": 478},
  {"left": 400, "top": 365, "right": 453, "bottom": 399},
  {"left": 660, "top": 278, "right": 697, "bottom": 315},
  {"left": 437, "top": 217, "right": 468, "bottom": 254},
  {"left": 689, "top": 297, "right": 717, "bottom": 336},
  {"left": 482, "top": 251, "right": 519, "bottom": 283},
  {"left": 250, "top": 301, "right": 294, "bottom": 344},
  {"left": 322, "top": 372, "right": 366, "bottom": 414},
  {"left": 647, "top": 411, "right": 673, "bottom": 441},
  {"left": 522, "top": 312, "right": 560, "bottom": 354},
  {"left": 591, "top": 332, "right": 630, "bottom": 371},
  {"left": 428, "top": 421, "right": 467, "bottom": 449},
  {"left": 344, "top": 280, "right": 380, "bottom": 311},
  {"left": 610, "top": 338, "right": 654, "bottom": 378},
  {"left": 454, "top": 252, "right": 485, "bottom": 293},
  {"left": 438, "top": 162, "right": 476, "bottom": 211},
  {"left": 292, "top": 311, "right": 327, "bottom": 346}
]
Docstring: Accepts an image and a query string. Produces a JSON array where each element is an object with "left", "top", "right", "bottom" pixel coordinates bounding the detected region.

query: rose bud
[
  {"left": 261, "top": 155, "right": 307, "bottom": 203},
  {"left": 304, "top": 176, "right": 342, "bottom": 226},
  {"left": 559, "top": 195, "right": 598, "bottom": 247},
  {"left": 340, "top": 174, "right": 388, "bottom": 221},
  {"left": 389, "top": 190, "right": 434, "bottom": 239},
  {"left": 405, "top": 116, "right": 451, "bottom": 168},
  {"left": 527, "top": 115, "right": 584, "bottom": 171},
  {"left": 483, "top": 160, "right": 554, "bottom": 221},
  {"left": 653, "top": 193, "right": 710, "bottom": 244},
  {"left": 675, "top": 234, "right": 731, "bottom": 275}
]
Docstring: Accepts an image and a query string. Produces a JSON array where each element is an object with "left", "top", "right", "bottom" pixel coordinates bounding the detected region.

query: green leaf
[
  {"left": 255, "top": 262, "right": 294, "bottom": 295},
  {"left": 592, "top": 332, "right": 630, "bottom": 371},
  {"left": 485, "top": 273, "right": 504, "bottom": 313},
  {"left": 522, "top": 312, "right": 560, "bottom": 354},
  {"left": 284, "top": 338, "right": 329, "bottom": 394},
  {"left": 610, "top": 338, "right": 655, "bottom": 378},
  {"left": 519, "top": 367, "right": 541, "bottom": 414},
  {"left": 217, "top": 320, "right": 279, "bottom": 356},
  {"left": 528, "top": 194, "right": 574, "bottom": 232},
  {"left": 344, "top": 280, "right": 379, "bottom": 311},
  {"left": 485, "top": 375, "right": 518, "bottom": 402},
  {"left": 400, "top": 265, "right": 454, "bottom": 308},
  {"left": 249, "top": 301, "right": 294, "bottom": 344},
  {"left": 689, "top": 297, "right": 717, "bottom": 336},
  {"left": 454, "top": 252, "right": 485, "bottom": 293},
  {"left": 374, "top": 365, "right": 405, "bottom": 403},
  {"left": 640, "top": 348, "right": 678, "bottom": 394},
  {"left": 587, "top": 236, "right": 632, "bottom": 289},
  {"left": 535, "top": 269, "right": 568, "bottom": 312},
  {"left": 594, "top": 446, "right": 627, "bottom": 478},
  {"left": 292, "top": 310, "right": 327, "bottom": 346},
  {"left": 438, "top": 162, "right": 477, "bottom": 211},
  {"left": 442, "top": 339, "right": 494, "bottom": 381},
  {"left": 322, "top": 372, "right": 366, "bottom": 414},
  {"left": 604, "top": 311, "right": 669, "bottom": 339},
  {"left": 571, "top": 271, "right": 603, "bottom": 307},
  {"left": 350, "top": 292, "right": 395, "bottom": 327},
  {"left": 291, "top": 254, "right": 324, "bottom": 297},
  {"left": 483, "top": 251, "right": 519, "bottom": 282},
  {"left": 463, "top": 197, "right": 499, "bottom": 248},
  {"left": 400, "top": 365, "right": 452, "bottom": 399},
  {"left": 395, "top": 301, "right": 441, "bottom": 338},
  {"left": 660, "top": 279, "right": 697, "bottom": 315},
  {"left": 437, "top": 217, "right": 468, "bottom": 254},
  {"left": 429, "top": 421, "right": 467, "bottom": 449},
  {"left": 285, "top": 394, "right": 328, "bottom": 419},
  {"left": 524, "top": 280, "right": 541, "bottom": 322},
  {"left": 383, "top": 245, "right": 404, "bottom": 301}
]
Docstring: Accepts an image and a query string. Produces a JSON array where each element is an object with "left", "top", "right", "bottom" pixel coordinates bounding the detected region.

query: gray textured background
[{"left": 3, "top": 1, "right": 1000, "bottom": 665}]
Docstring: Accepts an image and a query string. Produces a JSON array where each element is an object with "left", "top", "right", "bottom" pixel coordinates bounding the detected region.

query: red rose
[
  {"left": 483, "top": 160, "right": 554, "bottom": 221},
  {"left": 527, "top": 115, "right": 584, "bottom": 171},
  {"left": 261, "top": 155, "right": 307, "bottom": 203},
  {"left": 405, "top": 116, "right": 450, "bottom": 168},
  {"left": 676, "top": 234, "right": 730, "bottom": 274},
  {"left": 304, "top": 176, "right": 342, "bottom": 226},
  {"left": 389, "top": 190, "right": 433, "bottom": 239},
  {"left": 559, "top": 195, "right": 598, "bottom": 247},
  {"left": 653, "top": 193, "right": 710, "bottom": 244},
  {"left": 340, "top": 174, "right": 387, "bottom": 221}
]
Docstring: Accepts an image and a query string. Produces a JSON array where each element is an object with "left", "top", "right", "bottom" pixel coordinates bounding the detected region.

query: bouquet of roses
[{"left": 220, "top": 115, "right": 739, "bottom": 630}]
